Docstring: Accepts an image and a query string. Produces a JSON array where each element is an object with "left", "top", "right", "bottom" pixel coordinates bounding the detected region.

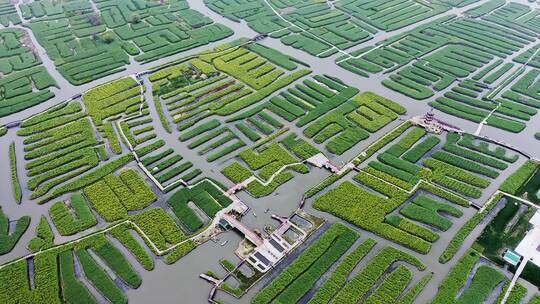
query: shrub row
[
  {"left": 314, "top": 178, "right": 431, "bottom": 254},
  {"left": 84, "top": 169, "right": 156, "bottom": 221},
  {"left": 444, "top": 133, "right": 508, "bottom": 169},
  {"left": 215, "top": 69, "right": 311, "bottom": 115},
  {"left": 397, "top": 272, "right": 433, "bottom": 304},
  {"left": 76, "top": 249, "right": 127, "bottom": 304},
  {"left": 59, "top": 251, "right": 98, "bottom": 304},
  {"left": 385, "top": 215, "right": 439, "bottom": 242},
  {"left": 109, "top": 225, "right": 154, "bottom": 271},
  {"left": 364, "top": 265, "right": 412, "bottom": 304},
  {"left": 355, "top": 121, "right": 413, "bottom": 164},
  {"left": 164, "top": 240, "right": 197, "bottom": 264},
  {"left": 92, "top": 239, "right": 142, "bottom": 288},
  {"left": 41, "top": 154, "right": 134, "bottom": 204},
  {"left": 431, "top": 151, "right": 499, "bottom": 178},
  {"left": 402, "top": 136, "right": 440, "bottom": 163}
]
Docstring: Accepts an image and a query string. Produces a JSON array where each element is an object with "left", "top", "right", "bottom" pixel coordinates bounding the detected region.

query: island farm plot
[
  {"left": 204, "top": 0, "right": 451, "bottom": 58},
  {"left": 0, "top": 28, "right": 57, "bottom": 117},
  {"left": 22, "top": 0, "right": 233, "bottom": 84},
  {"left": 338, "top": 1, "right": 540, "bottom": 134}
]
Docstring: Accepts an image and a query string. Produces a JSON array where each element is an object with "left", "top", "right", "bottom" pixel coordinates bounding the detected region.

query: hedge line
[
  {"left": 76, "top": 249, "right": 127, "bottom": 304},
  {"left": 499, "top": 160, "right": 538, "bottom": 194},
  {"left": 9, "top": 142, "right": 22, "bottom": 203},
  {"left": 92, "top": 239, "right": 142, "bottom": 288},
  {"left": 59, "top": 251, "right": 98, "bottom": 304}
]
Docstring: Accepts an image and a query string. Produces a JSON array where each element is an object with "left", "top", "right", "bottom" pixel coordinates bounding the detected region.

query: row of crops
[
  {"left": 0, "top": 28, "right": 57, "bottom": 117},
  {"left": 339, "top": 2, "right": 540, "bottom": 133},
  {"left": 21, "top": 0, "right": 233, "bottom": 85}
]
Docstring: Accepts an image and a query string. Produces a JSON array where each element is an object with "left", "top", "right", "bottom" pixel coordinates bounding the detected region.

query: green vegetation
[
  {"left": 476, "top": 198, "right": 535, "bottom": 264},
  {"left": 77, "top": 249, "right": 128, "bottom": 304},
  {"left": 164, "top": 240, "right": 197, "bottom": 264},
  {"left": 109, "top": 225, "right": 154, "bottom": 271},
  {"left": 501, "top": 160, "right": 539, "bottom": 194},
  {"left": 332, "top": 246, "right": 425, "bottom": 303},
  {"left": 167, "top": 180, "right": 232, "bottom": 232},
  {"left": 16, "top": 101, "right": 117, "bottom": 202},
  {"left": 59, "top": 251, "right": 98, "bottom": 304},
  {"left": 23, "top": 1, "right": 232, "bottom": 84},
  {"left": 0, "top": 28, "right": 57, "bottom": 116},
  {"left": 50, "top": 193, "right": 97, "bottom": 235},
  {"left": 432, "top": 249, "right": 505, "bottom": 304},
  {"left": 440, "top": 193, "right": 503, "bottom": 263},
  {"left": 130, "top": 208, "right": 187, "bottom": 252},
  {"left": 308, "top": 238, "right": 376, "bottom": 304},
  {"left": 222, "top": 141, "right": 309, "bottom": 197},
  {"left": 252, "top": 223, "right": 358, "bottom": 304},
  {"left": 0, "top": 207, "right": 30, "bottom": 254},
  {"left": 84, "top": 169, "right": 156, "bottom": 222},
  {"left": 9, "top": 142, "right": 22, "bottom": 203},
  {"left": 400, "top": 195, "right": 463, "bottom": 231},
  {"left": 28, "top": 216, "right": 54, "bottom": 253}
]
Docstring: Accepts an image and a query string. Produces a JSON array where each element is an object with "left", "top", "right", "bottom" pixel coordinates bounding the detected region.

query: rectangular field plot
[
  {"left": 0, "top": 28, "right": 57, "bottom": 117},
  {"left": 22, "top": 0, "right": 233, "bottom": 84},
  {"left": 312, "top": 125, "right": 521, "bottom": 253}
]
